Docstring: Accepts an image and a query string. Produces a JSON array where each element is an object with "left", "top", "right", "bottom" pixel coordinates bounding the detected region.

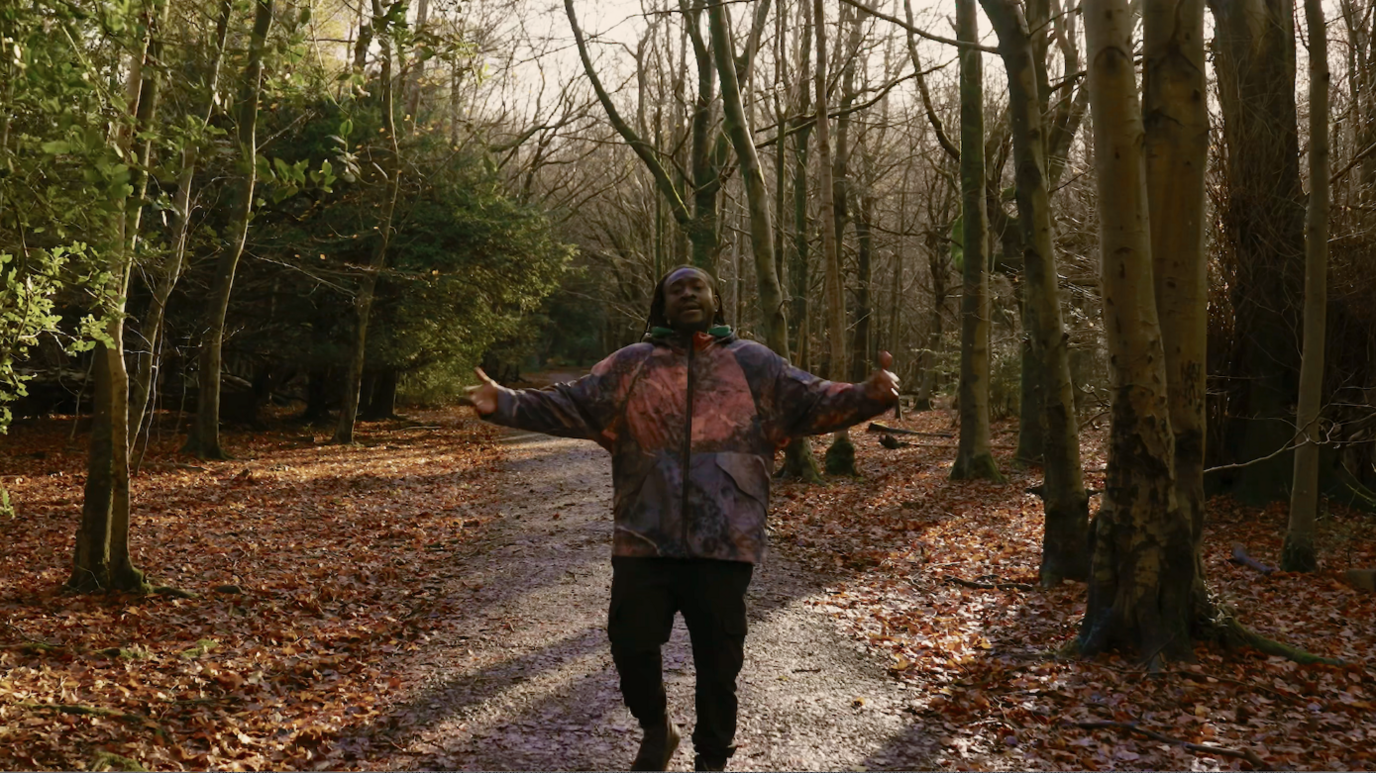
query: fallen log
[
  {"left": 1343, "top": 568, "right": 1376, "bottom": 592},
  {"left": 866, "top": 422, "right": 953, "bottom": 438},
  {"left": 1229, "top": 542, "right": 1278, "bottom": 575}
]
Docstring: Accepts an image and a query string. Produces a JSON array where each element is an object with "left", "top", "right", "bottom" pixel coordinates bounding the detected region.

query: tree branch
[
  {"left": 565, "top": 0, "right": 692, "bottom": 227},
  {"left": 837, "top": 0, "right": 999, "bottom": 53},
  {"left": 904, "top": 0, "right": 959, "bottom": 161}
]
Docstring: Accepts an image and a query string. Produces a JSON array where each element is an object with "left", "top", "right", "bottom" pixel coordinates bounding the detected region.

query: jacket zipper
[{"left": 681, "top": 339, "right": 695, "bottom": 552}]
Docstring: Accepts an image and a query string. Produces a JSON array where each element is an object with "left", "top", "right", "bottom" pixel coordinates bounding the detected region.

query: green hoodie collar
[{"left": 648, "top": 325, "right": 733, "bottom": 340}]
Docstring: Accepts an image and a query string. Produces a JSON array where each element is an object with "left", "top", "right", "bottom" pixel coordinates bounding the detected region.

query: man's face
[{"left": 663, "top": 268, "right": 717, "bottom": 331}]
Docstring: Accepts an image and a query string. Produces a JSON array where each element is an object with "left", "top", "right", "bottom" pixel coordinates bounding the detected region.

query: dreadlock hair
[{"left": 643, "top": 265, "right": 728, "bottom": 338}]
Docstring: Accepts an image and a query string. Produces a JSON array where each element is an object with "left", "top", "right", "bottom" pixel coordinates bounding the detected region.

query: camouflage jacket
[{"left": 481, "top": 329, "right": 894, "bottom": 563}]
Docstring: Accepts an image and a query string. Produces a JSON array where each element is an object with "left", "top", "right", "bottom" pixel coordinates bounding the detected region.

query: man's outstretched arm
[
  {"left": 465, "top": 355, "right": 626, "bottom": 443},
  {"left": 773, "top": 351, "right": 900, "bottom": 439}
]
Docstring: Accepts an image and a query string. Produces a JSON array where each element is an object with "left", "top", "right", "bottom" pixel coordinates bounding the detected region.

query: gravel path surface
[{"left": 363, "top": 431, "right": 944, "bottom": 771}]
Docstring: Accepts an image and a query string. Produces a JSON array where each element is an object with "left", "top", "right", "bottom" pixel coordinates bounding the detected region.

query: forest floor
[{"left": 1, "top": 386, "right": 1375, "bottom": 771}]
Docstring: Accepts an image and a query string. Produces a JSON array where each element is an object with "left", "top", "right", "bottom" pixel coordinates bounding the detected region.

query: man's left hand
[{"left": 865, "top": 351, "right": 900, "bottom": 403}]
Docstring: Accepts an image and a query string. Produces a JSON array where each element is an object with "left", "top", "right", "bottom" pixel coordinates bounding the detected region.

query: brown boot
[{"left": 631, "top": 715, "right": 680, "bottom": 771}]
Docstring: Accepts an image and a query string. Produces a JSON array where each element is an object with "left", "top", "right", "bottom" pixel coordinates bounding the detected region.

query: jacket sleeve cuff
[{"left": 480, "top": 386, "right": 519, "bottom": 424}]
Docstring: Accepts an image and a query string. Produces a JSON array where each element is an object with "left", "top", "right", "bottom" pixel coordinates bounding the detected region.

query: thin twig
[
  {"left": 942, "top": 575, "right": 1035, "bottom": 591},
  {"left": 1071, "top": 720, "right": 1268, "bottom": 769},
  {"left": 836, "top": 0, "right": 999, "bottom": 53}
]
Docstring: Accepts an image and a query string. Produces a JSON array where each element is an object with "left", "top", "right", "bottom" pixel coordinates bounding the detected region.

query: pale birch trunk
[{"left": 1283, "top": 0, "right": 1330, "bottom": 572}]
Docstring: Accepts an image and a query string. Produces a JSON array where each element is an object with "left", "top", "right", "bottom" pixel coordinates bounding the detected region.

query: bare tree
[
  {"left": 951, "top": 0, "right": 1001, "bottom": 482},
  {"left": 184, "top": 0, "right": 275, "bottom": 460},
  {"left": 980, "top": 0, "right": 1089, "bottom": 585},
  {"left": 1283, "top": 0, "right": 1331, "bottom": 571}
]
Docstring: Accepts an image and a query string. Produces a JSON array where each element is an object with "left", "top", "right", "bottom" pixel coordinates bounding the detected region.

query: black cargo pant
[{"left": 608, "top": 555, "right": 754, "bottom": 766}]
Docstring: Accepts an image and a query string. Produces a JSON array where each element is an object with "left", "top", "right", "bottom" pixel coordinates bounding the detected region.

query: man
[{"left": 466, "top": 265, "right": 898, "bottom": 771}]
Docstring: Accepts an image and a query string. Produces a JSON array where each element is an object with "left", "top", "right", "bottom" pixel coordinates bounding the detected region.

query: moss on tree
[
  {"left": 777, "top": 437, "right": 823, "bottom": 484},
  {"left": 824, "top": 432, "right": 858, "bottom": 476}
]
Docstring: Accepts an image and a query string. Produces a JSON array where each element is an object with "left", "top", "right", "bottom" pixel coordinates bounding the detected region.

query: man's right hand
[{"left": 463, "top": 367, "right": 501, "bottom": 415}]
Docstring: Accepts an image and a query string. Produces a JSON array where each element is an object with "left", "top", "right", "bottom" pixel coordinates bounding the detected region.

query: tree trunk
[
  {"left": 1015, "top": 289, "right": 1045, "bottom": 463},
  {"left": 130, "top": 0, "right": 233, "bottom": 454},
  {"left": 362, "top": 369, "right": 400, "bottom": 420},
  {"left": 913, "top": 232, "right": 946, "bottom": 410},
  {"left": 1283, "top": 0, "right": 1330, "bottom": 572},
  {"left": 185, "top": 0, "right": 274, "bottom": 460},
  {"left": 304, "top": 368, "right": 331, "bottom": 424},
  {"left": 789, "top": 4, "right": 813, "bottom": 367},
  {"left": 1144, "top": 0, "right": 1212, "bottom": 615},
  {"left": 981, "top": 0, "right": 1089, "bottom": 584},
  {"left": 952, "top": 0, "right": 1002, "bottom": 483},
  {"left": 850, "top": 193, "right": 875, "bottom": 382},
  {"left": 707, "top": 0, "right": 788, "bottom": 357},
  {"left": 405, "top": 0, "right": 431, "bottom": 120},
  {"left": 1207, "top": 0, "right": 1306, "bottom": 504},
  {"left": 72, "top": 1, "right": 165, "bottom": 593},
  {"left": 813, "top": 0, "right": 855, "bottom": 475},
  {"left": 820, "top": 1, "right": 853, "bottom": 475},
  {"left": 335, "top": 0, "right": 402, "bottom": 445},
  {"left": 686, "top": 0, "right": 723, "bottom": 271},
  {"left": 985, "top": 120, "right": 1044, "bottom": 464},
  {"left": 1080, "top": 0, "right": 1193, "bottom": 665},
  {"left": 778, "top": 5, "right": 823, "bottom": 484},
  {"left": 706, "top": 0, "right": 818, "bottom": 483},
  {"left": 888, "top": 235, "right": 904, "bottom": 419}
]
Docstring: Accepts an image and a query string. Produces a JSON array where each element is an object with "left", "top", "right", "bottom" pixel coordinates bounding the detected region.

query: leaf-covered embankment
[
  {"left": 0, "top": 411, "right": 505, "bottom": 770},
  {"left": 771, "top": 410, "right": 1376, "bottom": 771}
]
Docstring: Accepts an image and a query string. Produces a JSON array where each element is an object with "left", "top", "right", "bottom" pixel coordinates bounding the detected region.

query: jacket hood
[{"left": 643, "top": 325, "right": 736, "bottom": 345}]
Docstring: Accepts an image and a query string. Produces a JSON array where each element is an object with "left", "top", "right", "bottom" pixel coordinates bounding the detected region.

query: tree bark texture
[
  {"left": 981, "top": 0, "right": 1089, "bottom": 584},
  {"left": 778, "top": 6, "right": 823, "bottom": 485},
  {"left": 1081, "top": 0, "right": 1194, "bottom": 664},
  {"left": 72, "top": 1, "right": 164, "bottom": 592},
  {"left": 707, "top": 0, "right": 788, "bottom": 358},
  {"left": 1283, "top": 0, "right": 1330, "bottom": 572},
  {"left": 130, "top": 0, "right": 233, "bottom": 453},
  {"left": 335, "top": 0, "right": 402, "bottom": 444},
  {"left": 1144, "top": 0, "right": 1212, "bottom": 615},
  {"left": 1207, "top": 0, "right": 1307, "bottom": 504},
  {"left": 952, "top": 0, "right": 1002, "bottom": 482},
  {"left": 186, "top": 0, "right": 274, "bottom": 459},
  {"left": 816, "top": 0, "right": 856, "bottom": 475},
  {"left": 913, "top": 234, "right": 945, "bottom": 410},
  {"left": 851, "top": 192, "right": 875, "bottom": 382}
]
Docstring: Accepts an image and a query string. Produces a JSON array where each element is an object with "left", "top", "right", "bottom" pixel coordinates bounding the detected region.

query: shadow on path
[{"left": 346, "top": 431, "right": 940, "bottom": 771}]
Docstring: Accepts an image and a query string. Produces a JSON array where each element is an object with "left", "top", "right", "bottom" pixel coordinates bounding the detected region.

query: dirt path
[{"left": 360, "top": 430, "right": 943, "bottom": 771}]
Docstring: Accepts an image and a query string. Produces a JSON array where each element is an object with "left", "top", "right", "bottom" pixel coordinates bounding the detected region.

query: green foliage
[
  {"left": 3, "top": 0, "right": 568, "bottom": 425},
  {"left": 0, "top": 0, "right": 147, "bottom": 429},
  {"left": 172, "top": 90, "right": 571, "bottom": 403}
]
